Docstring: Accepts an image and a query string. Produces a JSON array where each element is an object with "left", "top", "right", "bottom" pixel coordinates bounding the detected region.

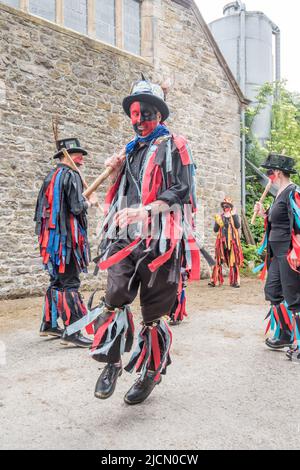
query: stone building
[{"left": 0, "top": 0, "right": 247, "bottom": 298}]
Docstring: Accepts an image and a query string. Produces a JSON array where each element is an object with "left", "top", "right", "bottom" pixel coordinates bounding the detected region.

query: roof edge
[{"left": 171, "top": 0, "right": 193, "bottom": 8}]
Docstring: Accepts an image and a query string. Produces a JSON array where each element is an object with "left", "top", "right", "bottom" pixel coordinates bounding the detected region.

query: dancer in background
[
  {"left": 254, "top": 153, "right": 300, "bottom": 361},
  {"left": 209, "top": 197, "right": 243, "bottom": 288},
  {"left": 34, "top": 137, "right": 97, "bottom": 347}
]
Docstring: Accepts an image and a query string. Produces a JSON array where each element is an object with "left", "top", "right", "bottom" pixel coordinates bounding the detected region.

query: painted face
[
  {"left": 71, "top": 152, "right": 84, "bottom": 166},
  {"left": 130, "top": 101, "right": 159, "bottom": 137},
  {"left": 223, "top": 205, "right": 231, "bottom": 213},
  {"left": 266, "top": 169, "right": 277, "bottom": 183}
]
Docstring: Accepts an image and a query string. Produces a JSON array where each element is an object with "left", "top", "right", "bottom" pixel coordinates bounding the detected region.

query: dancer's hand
[
  {"left": 105, "top": 154, "right": 124, "bottom": 171},
  {"left": 84, "top": 192, "right": 99, "bottom": 208},
  {"left": 290, "top": 248, "right": 300, "bottom": 269},
  {"left": 114, "top": 207, "right": 147, "bottom": 228},
  {"left": 254, "top": 202, "right": 266, "bottom": 218},
  {"left": 105, "top": 154, "right": 124, "bottom": 182},
  {"left": 87, "top": 193, "right": 98, "bottom": 207}
]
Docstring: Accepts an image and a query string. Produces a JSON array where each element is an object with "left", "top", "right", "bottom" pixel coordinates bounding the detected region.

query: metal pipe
[
  {"left": 274, "top": 29, "right": 281, "bottom": 83},
  {"left": 271, "top": 24, "right": 281, "bottom": 82},
  {"left": 272, "top": 24, "right": 281, "bottom": 101},
  {"left": 239, "top": 1, "right": 246, "bottom": 209},
  {"left": 241, "top": 109, "right": 246, "bottom": 210},
  {"left": 239, "top": 2, "right": 246, "bottom": 93}
]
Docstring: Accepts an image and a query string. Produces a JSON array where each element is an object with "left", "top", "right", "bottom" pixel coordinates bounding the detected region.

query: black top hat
[
  {"left": 122, "top": 75, "right": 170, "bottom": 122},
  {"left": 261, "top": 153, "right": 297, "bottom": 174},
  {"left": 53, "top": 138, "right": 88, "bottom": 159}
]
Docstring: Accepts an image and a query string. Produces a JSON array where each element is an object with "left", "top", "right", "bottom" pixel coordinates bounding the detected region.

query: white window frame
[
  {"left": 14, "top": 0, "right": 149, "bottom": 59},
  {"left": 123, "top": 0, "right": 142, "bottom": 55}
]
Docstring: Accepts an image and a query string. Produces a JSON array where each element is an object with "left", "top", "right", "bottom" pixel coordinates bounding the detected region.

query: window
[
  {"left": 95, "top": 0, "right": 115, "bottom": 46},
  {"left": 64, "top": 0, "right": 87, "bottom": 35},
  {"left": 123, "top": 0, "right": 141, "bottom": 55},
  {"left": 2, "top": 0, "right": 146, "bottom": 58},
  {"left": 2, "top": 0, "right": 19, "bottom": 7},
  {"left": 29, "top": 0, "right": 56, "bottom": 22}
]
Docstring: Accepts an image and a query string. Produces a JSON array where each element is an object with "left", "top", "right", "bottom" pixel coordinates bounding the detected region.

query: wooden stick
[
  {"left": 83, "top": 168, "right": 115, "bottom": 198},
  {"left": 83, "top": 151, "right": 126, "bottom": 198},
  {"left": 62, "top": 148, "right": 89, "bottom": 189},
  {"left": 251, "top": 180, "right": 272, "bottom": 225},
  {"left": 241, "top": 208, "right": 255, "bottom": 245},
  {"left": 62, "top": 148, "right": 101, "bottom": 210}
]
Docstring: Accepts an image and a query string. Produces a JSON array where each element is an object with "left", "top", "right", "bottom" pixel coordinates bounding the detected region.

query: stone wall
[{"left": 0, "top": 0, "right": 242, "bottom": 299}]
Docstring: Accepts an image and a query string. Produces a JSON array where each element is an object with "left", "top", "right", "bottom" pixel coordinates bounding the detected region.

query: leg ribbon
[
  {"left": 124, "top": 318, "right": 172, "bottom": 382},
  {"left": 43, "top": 287, "right": 90, "bottom": 331},
  {"left": 89, "top": 304, "right": 134, "bottom": 358},
  {"left": 265, "top": 302, "right": 293, "bottom": 338}
]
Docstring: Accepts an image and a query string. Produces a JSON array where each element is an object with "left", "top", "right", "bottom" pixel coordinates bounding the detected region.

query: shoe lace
[
  {"left": 103, "top": 364, "right": 119, "bottom": 381},
  {"left": 134, "top": 375, "right": 145, "bottom": 389},
  {"left": 134, "top": 372, "right": 156, "bottom": 388}
]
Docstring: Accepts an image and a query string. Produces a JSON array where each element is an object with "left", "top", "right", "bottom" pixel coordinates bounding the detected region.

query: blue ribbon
[
  {"left": 252, "top": 262, "right": 265, "bottom": 274},
  {"left": 257, "top": 232, "right": 268, "bottom": 255},
  {"left": 51, "top": 291, "right": 58, "bottom": 328},
  {"left": 290, "top": 192, "right": 300, "bottom": 230},
  {"left": 125, "top": 124, "right": 170, "bottom": 155}
]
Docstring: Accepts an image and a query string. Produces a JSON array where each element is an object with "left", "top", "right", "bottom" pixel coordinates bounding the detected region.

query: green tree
[
  {"left": 244, "top": 81, "right": 300, "bottom": 244},
  {"left": 268, "top": 83, "right": 300, "bottom": 182}
]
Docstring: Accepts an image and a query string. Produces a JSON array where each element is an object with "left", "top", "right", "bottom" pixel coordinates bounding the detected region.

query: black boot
[
  {"left": 265, "top": 331, "right": 292, "bottom": 350},
  {"left": 60, "top": 330, "right": 92, "bottom": 348},
  {"left": 94, "top": 364, "right": 122, "bottom": 399},
  {"left": 124, "top": 371, "right": 161, "bottom": 405},
  {"left": 39, "top": 321, "right": 63, "bottom": 338},
  {"left": 168, "top": 314, "right": 182, "bottom": 326}
]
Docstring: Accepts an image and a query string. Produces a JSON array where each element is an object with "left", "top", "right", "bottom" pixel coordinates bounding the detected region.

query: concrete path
[{"left": 1, "top": 279, "right": 300, "bottom": 450}]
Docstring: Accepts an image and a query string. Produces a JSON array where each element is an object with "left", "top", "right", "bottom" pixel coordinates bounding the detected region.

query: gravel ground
[{"left": 1, "top": 279, "right": 300, "bottom": 450}]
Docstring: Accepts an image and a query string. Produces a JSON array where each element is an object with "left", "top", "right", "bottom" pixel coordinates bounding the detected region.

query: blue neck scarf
[{"left": 125, "top": 124, "right": 170, "bottom": 155}]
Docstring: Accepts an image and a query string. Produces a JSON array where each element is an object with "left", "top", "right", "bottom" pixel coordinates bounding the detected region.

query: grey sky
[{"left": 195, "top": 0, "right": 299, "bottom": 92}]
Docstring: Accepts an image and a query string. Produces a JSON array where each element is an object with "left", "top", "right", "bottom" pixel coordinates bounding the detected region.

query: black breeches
[
  {"left": 105, "top": 240, "right": 179, "bottom": 324},
  {"left": 265, "top": 241, "right": 300, "bottom": 312},
  {"left": 43, "top": 257, "right": 86, "bottom": 326},
  {"left": 50, "top": 256, "right": 81, "bottom": 290},
  {"left": 92, "top": 240, "right": 179, "bottom": 365}
]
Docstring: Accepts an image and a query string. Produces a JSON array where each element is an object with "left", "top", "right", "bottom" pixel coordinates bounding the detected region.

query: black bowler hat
[
  {"left": 261, "top": 153, "right": 297, "bottom": 174},
  {"left": 53, "top": 138, "right": 88, "bottom": 159},
  {"left": 122, "top": 74, "right": 170, "bottom": 122}
]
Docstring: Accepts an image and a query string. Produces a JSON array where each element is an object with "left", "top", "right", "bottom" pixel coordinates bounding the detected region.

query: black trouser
[
  {"left": 50, "top": 255, "right": 81, "bottom": 290},
  {"left": 92, "top": 240, "right": 179, "bottom": 364},
  {"left": 43, "top": 256, "right": 86, "bottom": 327},
  {"left": 105, "top": 240, "right": 179, "bottom": 324},
  {"left": 265, "top": 241, "right": 300, "bottom": 312}
]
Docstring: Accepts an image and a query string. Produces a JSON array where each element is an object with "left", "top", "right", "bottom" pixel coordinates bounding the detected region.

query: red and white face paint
[{"left": 130, "top": 101, "right": 159, "bottom": 137}]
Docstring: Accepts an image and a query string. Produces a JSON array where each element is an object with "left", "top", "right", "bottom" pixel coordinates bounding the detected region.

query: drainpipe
[
  {"left": 238, "top": 1, "right": 246, "bottom": 210},
  {"left": 272, "top": 24, "right": 281, "bottom": 100}
]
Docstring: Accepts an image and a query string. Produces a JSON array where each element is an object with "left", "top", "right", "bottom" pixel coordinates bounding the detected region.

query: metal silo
[{"left": 209, "top": 1, "right": 281, "bottom": 145}]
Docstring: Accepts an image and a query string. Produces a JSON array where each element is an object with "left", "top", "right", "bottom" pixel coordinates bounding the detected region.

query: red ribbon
[
  {"left": 172, "top": 134, "right": 190, "bottom": 165},
  {"left": 98, "top": 238, "right": 142, "bottom": 271},
  {"left": 91, "top": 312, "right": 116, "bottom": 351}
]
